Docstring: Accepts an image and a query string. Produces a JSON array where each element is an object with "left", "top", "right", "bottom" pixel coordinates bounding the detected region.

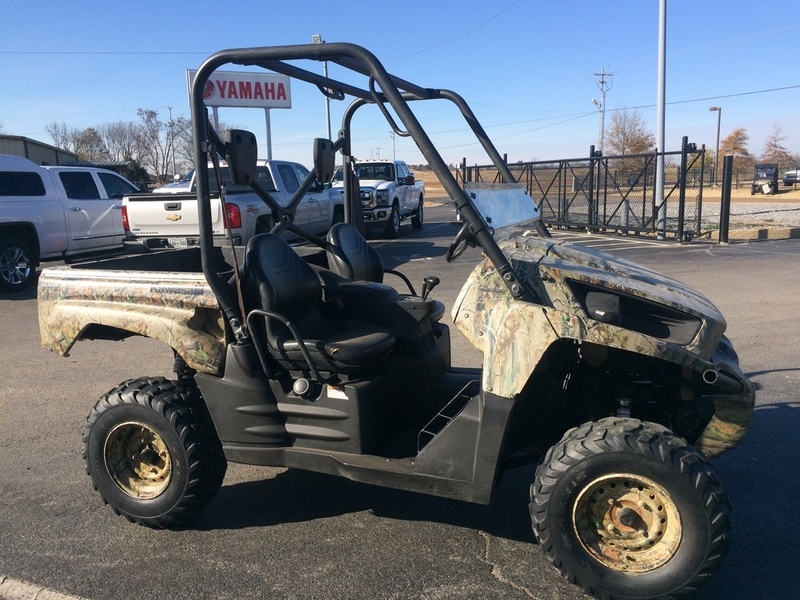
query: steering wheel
[{"left": 446, "top": 222, "right": 476, "bottom": 263}]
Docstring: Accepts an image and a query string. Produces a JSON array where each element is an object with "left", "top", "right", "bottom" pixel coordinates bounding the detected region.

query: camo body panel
[
  {"left": 452, "top": 235, "right": 754, "bottom": 456},
  {"left": 38, "top": 266, "right": 226, "bottom": 375}
]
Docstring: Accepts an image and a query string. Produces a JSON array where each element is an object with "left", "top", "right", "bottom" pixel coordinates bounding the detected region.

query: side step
[{"left": 417, "top": 380, "right": 480, "bottom": 453}]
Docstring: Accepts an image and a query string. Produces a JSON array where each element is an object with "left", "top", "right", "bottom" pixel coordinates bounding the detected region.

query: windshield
[
  {"left": 355, "top": 163, "right": 394, "bottom": 181},
  {"left": 465, "top": 182, "right": 540, "bottom": 235}
]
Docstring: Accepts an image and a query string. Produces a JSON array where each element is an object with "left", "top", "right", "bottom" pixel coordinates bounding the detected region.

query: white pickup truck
[
  {"left": 332, "top": 159, "right": 424, "bottom": 238},
  {"left": 122, "top": 159, "right": 343, "bottom": 251},
  {"left": 0, "top": 154, "right": 139, "bottom": 292}
]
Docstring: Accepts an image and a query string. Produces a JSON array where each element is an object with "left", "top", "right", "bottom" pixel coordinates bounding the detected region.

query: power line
[
  {"left": 387, "top": 0, "right": 527, "bottom": 60},
  {"left": 0, "top": 50, "right": 208, "bottom": 55}
]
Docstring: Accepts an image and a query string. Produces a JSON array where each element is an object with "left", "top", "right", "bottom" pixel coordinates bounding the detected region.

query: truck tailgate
[{"left": 125, "top": 193, "right": 226, "bottom": 236}]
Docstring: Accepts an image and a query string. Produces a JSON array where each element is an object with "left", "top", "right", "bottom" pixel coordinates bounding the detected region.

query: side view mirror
[
  {"left": 313, "top": 138, "right": 336, "bottom": 184},
  {"left": 224, "top": 129, "right": 258, "bottom": 186}
]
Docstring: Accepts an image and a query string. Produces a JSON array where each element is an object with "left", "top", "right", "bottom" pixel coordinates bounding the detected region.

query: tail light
[
  {"left": 225, "top": 203, "right": 242, "bottom": 229},
  {"left": 121, "top": 206, "right": 130, "bottom": 232}
]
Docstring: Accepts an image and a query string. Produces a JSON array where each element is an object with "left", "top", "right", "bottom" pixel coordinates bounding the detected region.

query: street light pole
[
  {"left": 709, "top": 106, "right": 721, "bottom": 187},
  {"left": 312, "top": 34, "right": 332, "bottom": 140},
  {"left": 168, "top": 105, "right": 176, "bottom": 178}
]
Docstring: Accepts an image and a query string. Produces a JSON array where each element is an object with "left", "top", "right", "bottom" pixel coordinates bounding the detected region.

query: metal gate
[{"left": 458, "top": 138, "right": 706, "bottom": 241}]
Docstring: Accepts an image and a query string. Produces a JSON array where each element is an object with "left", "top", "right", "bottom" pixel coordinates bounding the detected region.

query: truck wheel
[
  {"left": 82, "top": 377, "right": 227, "bottom": 529},
  {"left": 0, "top": 238, "right": 33, "bottom": 293},
  {"left": 411, "top": 197, "right": 424, "bottom": 229},
  {"left": 385, "top": 203, "right": 400, "bottom": 238},
  {"left": 530, "top": 418, "right": 730, "bottom": 600}
]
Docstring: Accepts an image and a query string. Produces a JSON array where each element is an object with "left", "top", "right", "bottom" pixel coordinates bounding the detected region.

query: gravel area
[{"left": 700, "top": 202, "right": 800, "bottom": 230}]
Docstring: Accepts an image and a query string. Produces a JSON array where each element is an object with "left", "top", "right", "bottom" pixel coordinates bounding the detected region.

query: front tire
[
  {"left": 384, "top": 203, "right": 400, "bottom": 238},
  {"left": 530, "top": 418, "right": 730, "bottom": 600},
  {"left": 83, "top": 377, "right": 227, "bottom": 529}
]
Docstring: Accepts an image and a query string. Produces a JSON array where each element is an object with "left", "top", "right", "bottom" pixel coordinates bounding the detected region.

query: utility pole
[{"left": 592, "top": 68, "right": 613, "bottom": 154}]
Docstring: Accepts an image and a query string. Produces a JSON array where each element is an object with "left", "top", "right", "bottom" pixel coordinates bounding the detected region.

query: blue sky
[{"left": 2, "top": 0, "right": 798, "bottom": 168}]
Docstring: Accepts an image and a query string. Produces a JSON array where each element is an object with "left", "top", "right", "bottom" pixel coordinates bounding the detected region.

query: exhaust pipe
[{"left": 702, "top": 368, "right": 744, "bottom": 395}]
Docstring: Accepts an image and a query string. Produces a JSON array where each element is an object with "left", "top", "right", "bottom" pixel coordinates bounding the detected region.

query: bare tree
[
  {"left": 173, "top": 116, "right": 240, "bottom": 175},
  {"left": 604, "top": 108, "right": 655, "bottom": 156},
  {"left": 99, "top": 121, "right": 140, "bottom": 162},
  {"left": 134, "top": 109, "right": 173, "bottom": 185},
  {"left": 760, "top": 123, "right": 794, "bottom": 170},
  {"left": 46, "top": 121, "right": 80, "bottom": 152},
  {"left": 171, "top": 115, "right": 195, "bottom": 175}
]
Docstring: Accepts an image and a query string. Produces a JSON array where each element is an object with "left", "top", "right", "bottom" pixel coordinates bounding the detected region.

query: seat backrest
[
  {"left": 326, "top": 223, "right": 384, "bottom": 282},
  {"left": 244, "top": 233, "right": 322, "bottom": 342}
]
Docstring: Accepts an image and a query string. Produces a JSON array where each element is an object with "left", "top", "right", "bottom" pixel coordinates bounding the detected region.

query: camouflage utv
[{"left": 38, "top": 43, "right": 754, "bottom": 600}]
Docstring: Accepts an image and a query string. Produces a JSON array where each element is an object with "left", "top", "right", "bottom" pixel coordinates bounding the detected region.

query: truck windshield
[{"left": 355, "top": 163, "right": 394, "bottom": 181}]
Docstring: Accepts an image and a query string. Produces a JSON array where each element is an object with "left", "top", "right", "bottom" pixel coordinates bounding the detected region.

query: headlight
[
  {"left": 376, "top": 190, "right": 389, "bottom": 205},
  {"left": 568, "top": 280, "right": 702, "bottom": 345}
]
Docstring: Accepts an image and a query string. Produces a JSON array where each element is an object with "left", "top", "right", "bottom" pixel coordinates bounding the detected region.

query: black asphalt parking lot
[{"left": 2, "top": 204, "right": 798, "bottom": 600}]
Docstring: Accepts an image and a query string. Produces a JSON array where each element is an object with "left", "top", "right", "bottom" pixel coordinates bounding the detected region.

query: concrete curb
[
  {"left": 725, "top": 227, "right": 800, "bottom": 242},
  {"left": 0, "top": 576, "right": 87, "bottom": 600}
]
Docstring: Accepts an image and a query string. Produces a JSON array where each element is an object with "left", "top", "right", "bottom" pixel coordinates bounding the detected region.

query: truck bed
[{"left": 38, "top": 248, "right": 235, "bottom": 375}]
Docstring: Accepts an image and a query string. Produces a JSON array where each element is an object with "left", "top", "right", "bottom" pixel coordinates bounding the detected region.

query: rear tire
[
  {"left": 0, "top": 238, "right": 34, "bottom": 293},
  {"left": 83, "top": 377, "right": 227, "bottom": 529},
  {"left": 411, "top": 197, "right": 424, "bottom": 229},
  {"left": 530, "top": 418, "right": 730, "bottom": 600}
]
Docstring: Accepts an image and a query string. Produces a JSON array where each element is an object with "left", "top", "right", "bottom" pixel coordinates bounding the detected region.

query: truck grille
[{"left": 360, "top": 191, "right": 374, "bottom": 208}]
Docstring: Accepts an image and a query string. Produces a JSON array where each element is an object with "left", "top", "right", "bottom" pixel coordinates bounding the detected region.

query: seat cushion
[{"left": 280, "top": 320, "right": 397, "bottom": 368}]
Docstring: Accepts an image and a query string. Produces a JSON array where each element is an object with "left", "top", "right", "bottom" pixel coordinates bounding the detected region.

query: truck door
[
  {"left": 294, "top": 163, "right": 329, "bottom": 232},
  {"left": 57, "top": 171, "right": 117, "bottom": 251},
  {"left": 275, "top": 163, "right": 310, "bottom": 226},
  {"left": 97, "top": 171, "right": 139, "bottom": 245},
  {"left": 396, "top": 162, "right": 412, "bottom": 214}
]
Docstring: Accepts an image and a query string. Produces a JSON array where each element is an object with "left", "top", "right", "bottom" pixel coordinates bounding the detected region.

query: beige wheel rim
[
  {"left": 573, "top": 473, "right": 682, "bottom": 573},
  {"left": 104, "top": 422, "right": 172, "bottom": 499}
]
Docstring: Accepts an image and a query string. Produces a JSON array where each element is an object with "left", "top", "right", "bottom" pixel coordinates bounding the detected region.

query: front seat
[
  {"left": 244, "top": 233, "right": 396, "bottom": 374},
  {"left": 326, "top": 222, "right": 416, "bottom": 294}
]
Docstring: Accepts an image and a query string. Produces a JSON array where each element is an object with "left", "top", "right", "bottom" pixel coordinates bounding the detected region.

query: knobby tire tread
[
  {"left": 529, "top": 418, "right": 731, "bottom": 600},
  {"left": 82, "top": 376, "right": 227, "bottom": 529}
]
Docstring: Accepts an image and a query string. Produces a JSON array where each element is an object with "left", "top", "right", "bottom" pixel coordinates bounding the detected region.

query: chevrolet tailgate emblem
[{"left": 166, "top": 214, "right": 182, "bottom": 221}]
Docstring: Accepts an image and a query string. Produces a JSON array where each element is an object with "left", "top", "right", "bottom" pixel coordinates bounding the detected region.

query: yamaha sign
[{"left": 187, "top": 70, "right": 291, "bottom": 109}]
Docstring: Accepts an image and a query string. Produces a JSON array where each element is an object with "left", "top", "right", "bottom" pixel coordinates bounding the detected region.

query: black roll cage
[{"left": 189, "top": 42, "right": 534, "bottom": 338}]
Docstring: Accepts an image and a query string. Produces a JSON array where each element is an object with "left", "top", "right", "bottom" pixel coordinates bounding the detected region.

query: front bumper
[
  {"left": 693, "top": 344, "right": 756, "bottom": 457},
  {"left": 362, "top": 207, "right": 392, "bottom": 223}
]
